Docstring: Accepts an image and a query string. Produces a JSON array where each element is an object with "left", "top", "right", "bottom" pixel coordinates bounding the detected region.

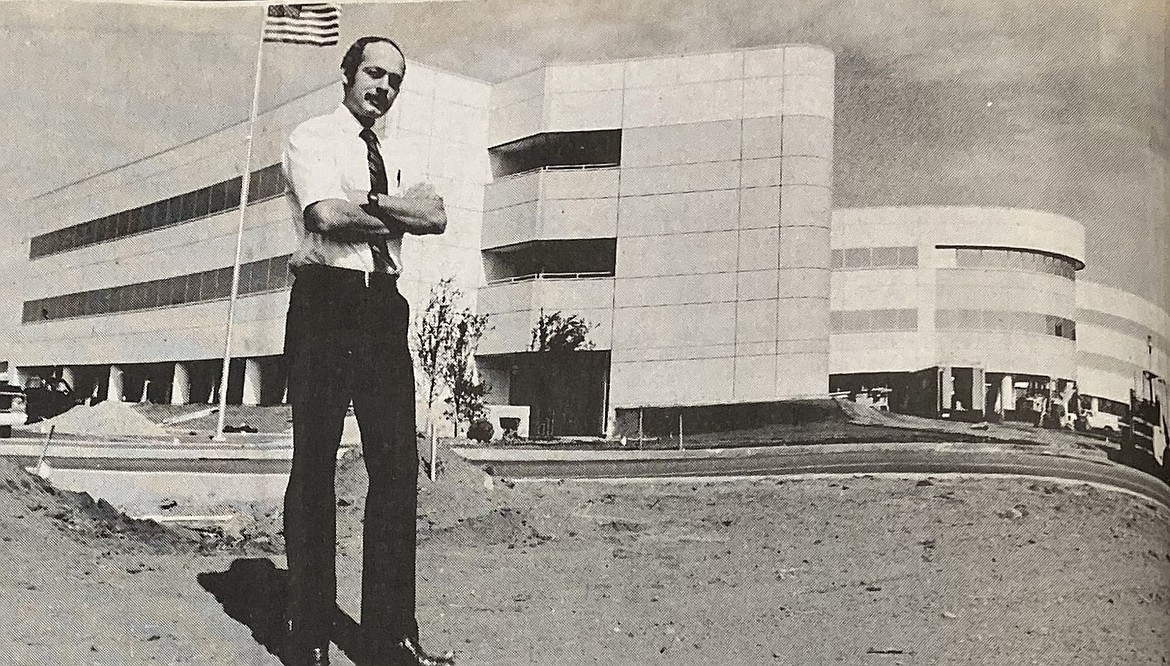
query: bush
[{"left": 467, "top": 419, "right": 494, "bottom": 443}]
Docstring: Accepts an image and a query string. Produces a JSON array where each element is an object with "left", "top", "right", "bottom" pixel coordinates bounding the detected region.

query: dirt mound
[
  {"left": 38, "top": 400, "right": 171, "bottom": 437},
  {"left": 0, "top": 458, "right": 193, "bottom": 553}
]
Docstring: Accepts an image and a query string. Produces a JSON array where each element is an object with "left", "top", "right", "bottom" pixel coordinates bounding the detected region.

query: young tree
[
  {"left": 443, "top": 308, "right": 490, "bottom": 436},
  {"left": 530, "top": 310, "right": 595, "bottom": 354},
  {"left": 414, "top": 278, "right": 460, "bottom": 427}
]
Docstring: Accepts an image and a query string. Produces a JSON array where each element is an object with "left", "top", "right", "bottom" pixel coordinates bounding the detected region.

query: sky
[{"left": 0, "top": 0, "right": 1167, "bottom": 306}]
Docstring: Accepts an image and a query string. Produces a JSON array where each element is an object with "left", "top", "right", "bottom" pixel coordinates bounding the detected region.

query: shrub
[{"left": 467, "top": 419, "right": 494, "bottom": 443}]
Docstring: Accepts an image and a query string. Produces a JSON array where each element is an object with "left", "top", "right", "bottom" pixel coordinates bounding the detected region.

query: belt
[{"left": 293, "top": 263, "right": 398, "bottom": 289}]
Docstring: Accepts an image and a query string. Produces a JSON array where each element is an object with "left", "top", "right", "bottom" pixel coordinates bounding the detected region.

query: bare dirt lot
[{"left": 1, "top": 446, "right": 1167, "bottom": 665}]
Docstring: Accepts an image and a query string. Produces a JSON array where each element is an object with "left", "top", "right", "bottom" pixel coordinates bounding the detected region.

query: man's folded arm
[
  {"left": 302, "top": 199, "right": 398, "bottom": 243},
  {"left": 371, "top": 184, "right": 447, "bottom": 236}
]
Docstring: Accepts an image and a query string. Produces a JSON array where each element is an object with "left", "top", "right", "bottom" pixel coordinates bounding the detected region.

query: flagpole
[{"left": 214, "top": 8, "right": 269, "bottom": 442}]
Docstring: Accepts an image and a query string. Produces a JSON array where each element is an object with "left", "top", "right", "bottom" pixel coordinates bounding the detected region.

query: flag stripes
[{"left": 263, "top": 4, "right": 341, "bottom": 46}]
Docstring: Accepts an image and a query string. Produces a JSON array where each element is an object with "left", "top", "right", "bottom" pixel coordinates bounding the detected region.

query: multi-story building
[{"left": 3, "top": 44, "right": 1166, "bottom": 439}]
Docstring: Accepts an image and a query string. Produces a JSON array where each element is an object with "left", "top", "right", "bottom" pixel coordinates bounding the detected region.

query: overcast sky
[{"left": 0, "top": 0, "right": 1166, "bottom": 306}]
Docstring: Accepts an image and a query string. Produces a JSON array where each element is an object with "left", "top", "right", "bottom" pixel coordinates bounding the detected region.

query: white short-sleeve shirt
[{"left": 283, "top": 104, "right": 404, "bottom": 274}]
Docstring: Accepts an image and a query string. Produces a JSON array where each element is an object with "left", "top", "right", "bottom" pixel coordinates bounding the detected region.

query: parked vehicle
[
  {"left": 0, "top": 382, "right": 27, "bottom": 438},
  {"left": 23, "top": 376, "right": 84, "bottom": 424}
]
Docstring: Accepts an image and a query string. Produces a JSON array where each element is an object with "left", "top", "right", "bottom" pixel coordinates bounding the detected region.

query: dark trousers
[{"left": 283, "top": 264, "right": 419, "bottom": 653}]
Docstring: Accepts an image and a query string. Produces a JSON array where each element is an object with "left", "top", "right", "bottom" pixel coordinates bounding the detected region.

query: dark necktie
[{"left": 359, "top": 127, "right": 392, "bottom": 273}]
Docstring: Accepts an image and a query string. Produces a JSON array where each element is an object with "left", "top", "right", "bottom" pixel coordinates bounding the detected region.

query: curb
[{"left": 453, "top": 442, "right": 1170, "bottom": 508}]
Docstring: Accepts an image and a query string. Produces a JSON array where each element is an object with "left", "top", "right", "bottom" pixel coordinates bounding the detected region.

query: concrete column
[
  {"left": 940, "top": 366, "right": 953, "bottom": 412},
  {"left": 971, "top": 367, "right": 986, "bottom": 414},
  {"left": 60, "top": 367, "right": 77, "bottom": 391},
  {"left": 242, "top": 358, "right": 262, "bottom": 406},
  {"left": 171, "top": 362, "right": 191, "bottom": 405},
  {"left": 107, "top": 365, "right": 124, "bottom": 402},
  {"left": 1000, "top": 375, "right": 1014, "bottom": 415},
  {"left": 8, "top": 366, "right": 27, "bottom": 387}
]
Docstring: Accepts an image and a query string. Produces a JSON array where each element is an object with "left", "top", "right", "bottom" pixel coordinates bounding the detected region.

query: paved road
[{"left": 455, "top": 443, "right": 1170, "bottom": 507}]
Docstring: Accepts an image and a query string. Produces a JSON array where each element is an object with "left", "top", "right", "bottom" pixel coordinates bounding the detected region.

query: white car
[
  {"left": 0, "top": 382, "right": 27, "bottom": 437},
  {"left": 1083, "top": 409, "right": 1122, "bottom": 435}
]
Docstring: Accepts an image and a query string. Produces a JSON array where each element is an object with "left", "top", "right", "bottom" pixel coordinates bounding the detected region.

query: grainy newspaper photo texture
[{"left": 0, "top": 0, "right": 1167, "bottom": 664}]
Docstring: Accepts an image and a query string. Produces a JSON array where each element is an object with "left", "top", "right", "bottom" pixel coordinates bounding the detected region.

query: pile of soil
[{"left": 37, "top": 401, "right": 171, "bottom": 438}]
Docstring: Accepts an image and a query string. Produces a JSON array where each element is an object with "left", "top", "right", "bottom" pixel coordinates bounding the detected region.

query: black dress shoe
[{"left": 380, "top": 637, "right": 454, "bottom": 666}]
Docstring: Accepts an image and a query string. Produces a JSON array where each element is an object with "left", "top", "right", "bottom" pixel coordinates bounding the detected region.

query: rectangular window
[
  {"left": 829, "top": 249, "right": 843, "bottom": 269},
  {"left": 209, "top": 181, "right": 227, "bottom": 214},
  {"left": 871, "top": 247, "right": 900, "bottom": 267},
  {"left": 843, "top": 248, "right": 870, "bottom": 269},
  {"left": 224, "top": 176, "right": 243, "bottom": 208}
]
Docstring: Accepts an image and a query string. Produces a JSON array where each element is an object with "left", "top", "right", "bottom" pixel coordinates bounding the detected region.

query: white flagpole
[{"left": 214, "top": 8, "right": 269, "bottom": 441}]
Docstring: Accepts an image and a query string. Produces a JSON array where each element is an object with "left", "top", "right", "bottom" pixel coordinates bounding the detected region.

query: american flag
[{"left": 263, "top": 4, "right": 341, "bottom": 47}]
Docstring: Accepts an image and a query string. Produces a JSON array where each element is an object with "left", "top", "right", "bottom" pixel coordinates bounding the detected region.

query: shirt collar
[{"left": 331, "top": 104, "right": 372, "bottom": 135}]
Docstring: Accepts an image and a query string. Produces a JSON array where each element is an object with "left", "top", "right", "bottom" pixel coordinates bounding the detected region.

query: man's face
[{"left": 343, "top": 42, "right": 405, "bottom": 122}]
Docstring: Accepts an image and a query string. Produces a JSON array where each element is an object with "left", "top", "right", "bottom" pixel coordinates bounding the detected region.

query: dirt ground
[{"left": 0, "top": 444, "right": 1167, "bottom": 665}]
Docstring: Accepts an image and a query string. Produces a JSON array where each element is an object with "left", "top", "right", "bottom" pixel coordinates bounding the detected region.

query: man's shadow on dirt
[{"left": 198, "top": 558, "right": 367, "bottom": 665}]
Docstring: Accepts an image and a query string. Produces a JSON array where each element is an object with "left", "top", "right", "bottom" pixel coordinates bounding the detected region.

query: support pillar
[
  {"left": 8, "top": 366, "right": 27, "bottom": 387},
  {"left": 60, "top": 366, "right": 77, "bottom": 391},
  {"left": 971, "top": 367, "right": 986, "bottom": 415},
  {"left": 171, "top": 362, "right": 191, "bottom": 405},
  {"left": 940, "top": 366, "right": 953, "bottom": 413},
  {"left": 107, "top": 365, "right": 124, "bottom": 402},
  {"left": 242, "top": 358, "right": 262, "bottom": 406},
  {"left": 1000, "top": 375, "right": 1014, "bottom": 416}
]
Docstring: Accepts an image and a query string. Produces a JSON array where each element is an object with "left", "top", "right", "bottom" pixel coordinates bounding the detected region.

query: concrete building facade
[{"left": 2, "top": 44, "right": 1166, "bottom": 439}]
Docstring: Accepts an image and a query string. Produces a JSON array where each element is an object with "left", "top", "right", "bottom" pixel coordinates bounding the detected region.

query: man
[{"left": 281, "top": 36, "right": 454, "bottom": 666}]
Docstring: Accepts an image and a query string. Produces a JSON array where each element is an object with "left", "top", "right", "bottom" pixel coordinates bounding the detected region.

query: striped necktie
[{"left": 359, "top": 127, "right": 392, "bottom": 273}]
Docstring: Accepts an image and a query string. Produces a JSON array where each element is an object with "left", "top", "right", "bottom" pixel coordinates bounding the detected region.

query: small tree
[
  {"left": 415, "top": 278, "right": 460, "bottom": 426},
  {"left": 531, "top": 310, "right": 595, "bottom": 353},
  {"left": 443, "top": 309, "right": 490, "bottom": 436}
]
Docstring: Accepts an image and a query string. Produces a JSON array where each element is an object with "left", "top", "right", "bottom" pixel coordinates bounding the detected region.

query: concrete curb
[{"left": 453, "top": 442, "right": 1169, "bottom": 508}]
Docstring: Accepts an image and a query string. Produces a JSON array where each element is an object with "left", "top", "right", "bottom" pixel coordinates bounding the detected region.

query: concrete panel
[
  {"left": 775, "top": 353, "right": 829, "bottom": 396},
  {"left": 735, "top": 354, "right": 777, "bottom": 402},
  {"left": 742, "top": 117, "right": 784, "bottom": 159},
  {"left": 484, "top": 171, "right": 541, "bottom": 211},
  {"left": 612, "top": 302, "right": 737, "bottom": 350},
  {"left": 782, "top": 156, "right": 832, "bottom": 187},
  {"left": 737, "top": 270, "right": 777, "bottom": 301},
  {"left": 542, "top": 168, "right": 621, "bottom": 200},
  {"left": 624, "top": 52, "right": 743, "bottom": 88},
  {"left": 619, "top": 161, "right": 741, "bottom": 197},
  {"left": 622, "top": 121, "right": 743, "bottom": 168},
  {"left": 739, "top": 186, "right": 781, "bottom": 229},
  {"left": 831, "top": 270, "right": 921, "bottom": 310},
  {"left": 780, "top": 184, "right": 832, "bottom": 228},
  {"left": 830, "top": 333, "right": 925, "bottom": 374},
  {"left": 488, "top": 96, "right": 546, "bottom": 148},
  {"left": 622, "top": 80, "right": 744, "bottom": 128},
  {"left": 610, "top": 357, "right": 734, "bottom": 407},
  {"left": 736, "top": 298, "right": 778, "bottom": 343},
  {"left": 777, "top": 298, "right": 830, "bottom": 340},
  {"left": 490, "top": 68, "right": 546, "bottom": 110},
  {"left": 783, "top": 46, "right": 835, "bottom": 78},
  {"left": 741, "top": 158, "right": 783, "bottom": 188},
  {"left": 782, "top": 75, "right": 834, "bottom": 118},
  {"left": 743, "top": 47, "right": 785, "bottom": 78},
  {"left": 430, "top": 69, "right": 493, "bottom": 108},
  {"left": 738, "top": 227, "right": 780, "bottom": 272},
  {"left": 614, "top": 272, "right": 736, "bottom": 307},
  {"left": 482, "top": 201, "right": 538, "bottom": 249},
  {"left": 782, "top": 115, "right": 833, "bottom": 159},
  {"left": 777, "top": 268, "right": 830, "bottom": 299},
  {"left": 546, "top": 89, "right": 624, "bottom": 132},
  {"left": 546, "top": 62, "right": 625, "bottom": 93},
  {"left": 935, "top": 332, "right": 1076, "bottom": 378},
  {"left": 779, "top": 227, "right": 831, "bottom": 269},
  {"left": 615, "top": 231, "right": 739, "bottom": 278},
  {"left": 618, "top": 190, "right": 740, "bottom": 236},
  {"left": 541, "top": 197, "right": 619, "bottom": 240},
  {"left": 743, "top": 77, "right": 784, "bottom": 118}
]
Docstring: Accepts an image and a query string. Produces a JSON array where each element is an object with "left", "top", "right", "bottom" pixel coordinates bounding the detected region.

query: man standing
[{"left": 281, "top": 36, "right": 454, "bottom": 666}]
